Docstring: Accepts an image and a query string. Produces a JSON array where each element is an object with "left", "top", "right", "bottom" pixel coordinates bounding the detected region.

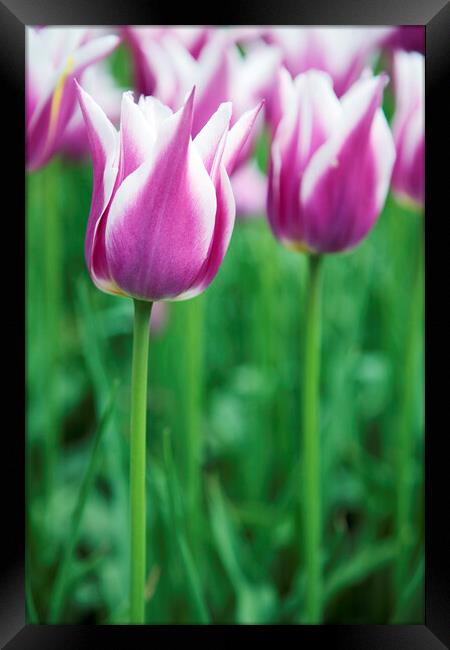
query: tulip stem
[
  {"left": 302, "top": 253, "right": 323, "bottom": 624},
  {"left": 130, "top": 298, "right": 152, "bottom": 624},
  {"left": 394, "top": 223, "right": 424, "bottom": 607}
]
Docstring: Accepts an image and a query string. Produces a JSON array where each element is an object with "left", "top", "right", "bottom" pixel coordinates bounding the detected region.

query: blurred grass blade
[
  {"left": 207, "top": 476, "right": 245, "bottom": 592},
  {"left": 26, "top": 575, "right": 39, "bottom": 623},
  {"left": 76, "top": 279, "right": 109, "bottom": 401},
  {"left": 324, "top": 539, "right": 397, "bottom": 606},
  {"left": 391, "top": 555, "right": 424, "bottom": 623},
  {"left": 162, "top": 429, "right": 210, "bottom": 623},
  {"left": 47, "top": 380, "right": 119, "bottom": 622}
]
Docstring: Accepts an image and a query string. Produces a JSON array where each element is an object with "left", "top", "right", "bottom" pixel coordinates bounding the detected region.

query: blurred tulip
[
  {"left": 123, "top": 26, "right": 212, "bottom": 95},
  {"left": 78, "top": 83, "right": 262, "bottom": 301},
  {"left": 149, "top": 301, "right": 169, "bottom": 335},
  {"left": 231, "top": 161, "right": 267, "bottom": 217},
  {"left": 391, "top": 51, "right": 424, "bottom": 209},
  {"left": 124, "top": 31, "right": 279, "bottom": 148},
  {"left": 267, "top": 70, "right": 395, "bottom": 253},
  {"left": 264, "top": 27, "right": 388, "bottom": 97},
  {"left": 26, "top": 27, "right": 120, "bottom": 170},
  {"left": 382, "top": 26, "right": 425, "bottom": 54},
  {"left": 60, "top": 62, "right": 123, "bottom": 159}
]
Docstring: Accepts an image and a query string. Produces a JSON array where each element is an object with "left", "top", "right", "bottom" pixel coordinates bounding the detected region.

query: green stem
[
  {"left": 302, "top": 254, "right": 323, "bottom": 624},
  {"left": 394, "top": 225, "right": 424, "bottom": 606},
  {"left": 130, "top": 299, "right": 152, "bottom": 624}
]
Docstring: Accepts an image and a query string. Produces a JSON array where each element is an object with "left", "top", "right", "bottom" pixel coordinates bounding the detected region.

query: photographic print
[{"left": 23, "top": 24, "right": 428, "bottom": 627}]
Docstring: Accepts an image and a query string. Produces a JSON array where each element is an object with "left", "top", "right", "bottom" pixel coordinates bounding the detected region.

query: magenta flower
[
  {"left": 259, "top": 27, "right": 389, "bottom": 97},
  {"left": 231, "top": 161, "right": 267, "bottom": 218},
  {"left": 77, "top": 83, "right": 262, "bottom": 301},
  {"left": 391, "top": 51, "right": 424, "bottom": 209},
  {"left": 124, "top": 31, "right": 279, "bottom": 142},
  {"left": 267, "top": 70, "right": 395, "bottom": 254},
  {"left": 124, "top": 27, "right": 212, "bottom": 95},
  {"left": 26, "top": 27, "right": 120, "bottom": 171}
]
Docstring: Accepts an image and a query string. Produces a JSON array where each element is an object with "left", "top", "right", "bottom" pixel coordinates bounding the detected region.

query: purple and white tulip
[
  {"left": 124, "top": 27, "right": 212, "bottom": 95},
  {"left": 124, "top": 31, "right": 279, "bottom": 148},
  {"left": 267, "top": 69, "right": 395, "bottom": 254},
  {"left": 26, "top": 27, "right": 120, "bottom": 170},
  {"left": 391, "top": 51, "right": 425, "bottom": 209},
  {"left": 231, "top": 161, "right": 267, "bottom": 217},
  {"left": 248, "top": 27, "right": 389, "bottom": 97},
  {"left": 78, "top": 83, "right": 262, "bottom": 301}
]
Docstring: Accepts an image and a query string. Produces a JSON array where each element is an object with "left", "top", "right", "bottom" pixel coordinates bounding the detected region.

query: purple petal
[
  {"left": 77, "top": 82, "right": 121, "bottom": 293},
  {"left": 223, "top": 102, "right": 264, "bottom": 175},
  {"left": 194, "top": 102, "right": 232, "bottom": 174}
]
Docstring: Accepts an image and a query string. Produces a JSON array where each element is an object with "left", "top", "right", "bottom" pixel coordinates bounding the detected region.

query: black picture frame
[{"left": 2, "top": 0, "right": 448, "bottom": 646}]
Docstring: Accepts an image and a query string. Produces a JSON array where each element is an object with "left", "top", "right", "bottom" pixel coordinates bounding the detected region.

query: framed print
[{"left": 0, "top": 0, "right": 448, "bottom": 646}]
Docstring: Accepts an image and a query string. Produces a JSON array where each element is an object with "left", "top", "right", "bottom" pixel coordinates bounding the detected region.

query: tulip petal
[
  {"left": 194, "top": 102, "right": 232, "bottom": 174},
  {"left": 77, "top": 82, "right": 121, "bottom": 292},
  {"left": 106, "top": 90, "right": 218, "bottom": 301},
  {"left": 177, "top": 163, "right": 235, "bottom": 300},
  {"left": 118, "top": 91, "right": 155, "bottom": 181},
  {"left": 223, "top": 102, "right": 264, "bottom": 175}
]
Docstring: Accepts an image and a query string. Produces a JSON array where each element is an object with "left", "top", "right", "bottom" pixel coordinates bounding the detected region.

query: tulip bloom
[
  {"left": 124, "top": 26, "right": 212, "bottom": 95},
  {"left": 391, "top": 51, "right": 424, "bottom": 208},
  {"left": 231, "top": 161, "right": 267, "bottom": 217},
  {"left": 254, "top": 27, "right": 389, "bottom": 97},
  {"left": 26, "top": 27, "right": 120, "bottom": 170},
  {"left": 267, "top": 69, "right": 395, "bottom": 254},
  {"left": 78, "top": 83, "right": 262, "bottom": 301},
  {"left": 123, "top": 31, "right": 279, "bottom": 144}
]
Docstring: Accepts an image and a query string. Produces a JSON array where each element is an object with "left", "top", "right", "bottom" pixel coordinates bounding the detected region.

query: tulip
[
  {"left": 231, "top": 161, "right": 267, "bottom": 217},
  {"left": 26, "top": 27, "right": 120, "bottom": 170},
  {"left": 391, "top": 51, "right": 424, "bottom": 208},
  {"left": 78, "top": 82, "right": 261, "bottom": 623},
  {"left": 124, "top": 27, "right": 212, "bottom": 95},
  {"left": 268, "top": 70, "right": 395, "bottom": 254},
  {"left": 78, "top": 84, "right": 262, "bottom": 301},
  {"left": 123, "top": 31, "right": 279, "bottom": 155},
  {"left": 258, "top": 27, "right": 389, "bottom": 97},
  {"left": 266, "top": 69, "right": 395, "bottom": 624}
]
